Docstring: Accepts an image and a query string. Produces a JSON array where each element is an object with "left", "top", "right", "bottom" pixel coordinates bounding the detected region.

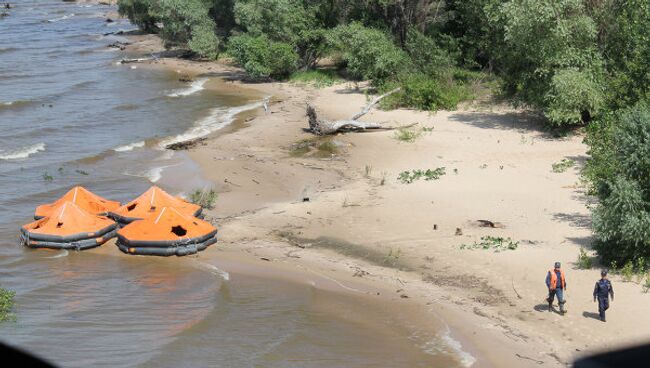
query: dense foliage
[
  {"left": 118, "top": 0, "right": 650, "bottom": 266},
  {"left": 586, "top": 104, "right": 650, "bottom": 269}
]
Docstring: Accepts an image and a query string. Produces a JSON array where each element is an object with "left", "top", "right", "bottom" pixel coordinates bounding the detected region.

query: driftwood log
[{"left": 307, "top": 88, "right": 416, "bottom": 135}]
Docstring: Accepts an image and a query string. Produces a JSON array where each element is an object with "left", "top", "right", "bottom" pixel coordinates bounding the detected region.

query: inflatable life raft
[
  {"left": 34, "top": 186, "right": 120, "bottom": 220},
  {"left": 116, "top": 207, "right": 217, "bottom": 256},
  {"left": 109, "top": 186, "right": 202, "bottom": 225},
  {"left": 21, "top": 201, "right": 117, "bottom": 250}
]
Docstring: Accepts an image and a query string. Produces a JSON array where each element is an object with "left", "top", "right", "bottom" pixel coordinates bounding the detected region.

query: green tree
[
  {"left": 592, "top": 0, "right": 650, "bottom": 109},
  {"left": 151, "top": 0, "right": 221, "bottom": 59},
  {"left": 490, "top": 0, "right": 605, "bottom": 125},
  {"left": 117, "top": 0, "right": 159, "bottom": 33},
  {"left": 443, "top": 0, "right": 504, "bottom": 69},
  {"left": 589, "top": 104, "right": 650, "bottom": 266},
  {"left": 233, "top": 0, "right": 315, "bottom": 44},
  {"left": 327, "top": 22, "right": 411, "bottom": 82}
]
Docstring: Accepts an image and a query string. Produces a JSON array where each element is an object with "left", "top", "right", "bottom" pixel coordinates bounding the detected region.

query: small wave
[
  {"left": 47, "top": 13, "right": 75, "bottom": 23},
  {"left": 42, "top": 250, "right": 69, "bottom": 259},
  {"left": 158, "top": 100, "right": 263, "bottom": 149},
  {"left": 167, "top": 78, "right": 208, "bottom": 97},
  {"left": 440, "top": 334, "right": 476, "bottom": 367},
  {"left": 420, "top": 329, "right": 476, "bottom": 367},
  {"left": 199, "top": 262, "right": 230, "bottom": 281},
  {"left": 146, "top": 167, "right": 164, "bottom": 183},
  {"left": 124, "top": 162, "right": 180, "bottom": 183},
  {"left": 0, "top": 143, "right": 46, "bottom": 160},
  {"left": 114, "top": 141, "right": 145, "bottom": 152}
]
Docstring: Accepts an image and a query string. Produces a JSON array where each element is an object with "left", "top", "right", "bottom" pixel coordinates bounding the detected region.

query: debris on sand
[{"left": 165, "top": 137, "right": 208, "bottom": 150}]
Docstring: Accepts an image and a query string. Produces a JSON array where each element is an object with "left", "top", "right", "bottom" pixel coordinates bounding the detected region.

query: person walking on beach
[
  {"left": 593, "top": 269, "right": 614, "bottom": 322},
  {"left": 546, "top": 262, "right": 566, "bottom": 314}
]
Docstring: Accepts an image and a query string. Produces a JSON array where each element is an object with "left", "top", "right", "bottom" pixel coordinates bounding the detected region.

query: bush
[
  {"left": 289, "top": 69, "right": 341, "bottom": 88},
  {"left": 228, "top": 34, "right": 298, "bottom": 80},
  {"left": 591, "top": 103, "right": 650, "bottom": 266},
  {"left": 576, "top": 248, "right": 593, "bottom": 269},
  {"left": 188, "top": 188, "right": 217, "bottom": 209},
  {"left": 0, "top": 286, "right": 15, "bottom": 323},
  {"left": 382, "top": 73, "right": 470, "bottom": 111},
  {"left": 404, "top": 28, "right": 455, "bottom": 78},
  {"left": 544, "top": 68, "right": 605, "bottom": 126},
  {"left": 327, "top": 23, "right": 411, "bottom": 82}
]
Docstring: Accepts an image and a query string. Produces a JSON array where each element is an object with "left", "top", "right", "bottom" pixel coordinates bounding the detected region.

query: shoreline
[
  {"left": 98, "top": 12, "right": 650, "bottom": 367},
  {"left": 112, "top": 36, "right": 528, "bottom": 366}
]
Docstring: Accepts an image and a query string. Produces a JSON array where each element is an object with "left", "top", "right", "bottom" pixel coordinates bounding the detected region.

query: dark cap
[
  {"left": 554, "top": 262, "right": 561, "bottom": 268},
  {"left": 601, "top": 269, "right": 608, "bottom": 276}
]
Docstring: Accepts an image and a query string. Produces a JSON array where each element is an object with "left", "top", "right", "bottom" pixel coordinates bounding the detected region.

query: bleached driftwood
[
  {"left": 118, "top": 55, "right": 157, "bottom": 64},
  {"left": 351, "top": 87, "right": 401, "bottom": 120},
  {"left": 307, "top": 87, "right": 416, "bottom": 135}
]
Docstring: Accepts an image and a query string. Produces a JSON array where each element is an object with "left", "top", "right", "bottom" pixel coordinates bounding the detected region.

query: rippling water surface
[{"left": 0, "top": 2, "right": 466, "bottom": 367}]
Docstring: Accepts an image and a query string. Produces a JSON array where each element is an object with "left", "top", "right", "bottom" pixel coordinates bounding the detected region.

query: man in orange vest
[{"left": 545, "top": 261, "right": 566, "bottom": 314}]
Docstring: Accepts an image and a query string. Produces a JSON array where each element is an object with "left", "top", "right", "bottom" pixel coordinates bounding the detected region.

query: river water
[{"left": 0, "top": 2, "right": 469, "bottom": 367}]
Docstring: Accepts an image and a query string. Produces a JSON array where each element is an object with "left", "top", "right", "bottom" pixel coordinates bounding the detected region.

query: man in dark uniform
[
  {"left": 545, "top": 261, "right": 566, "bottom": 313},
  {"left": 593, "top": 269, "right": 614, "bottom": 322}
]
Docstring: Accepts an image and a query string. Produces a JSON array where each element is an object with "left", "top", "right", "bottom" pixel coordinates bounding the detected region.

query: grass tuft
[
  {"left": 0, "top": 286, "right": 15, "bottom": 323},
  {"left": 393, "top": 128, "right": 422, "bottom": 143},
  {"left": 576, "top": 247, "right": 594, "bottom": 269},
  {"left": 552, "top": 159, "right": 576, "bottom": 173},
  {"left": 290, "top": 69, "right": 342, "bottom": 88},
  {"left": 188, "top": 188, "right": 217, "bottom": 209}
]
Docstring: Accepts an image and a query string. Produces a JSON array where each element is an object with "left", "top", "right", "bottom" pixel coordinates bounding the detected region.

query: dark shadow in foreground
[{"left": 574, "top": 343, "right": 650, "bottom": 367}]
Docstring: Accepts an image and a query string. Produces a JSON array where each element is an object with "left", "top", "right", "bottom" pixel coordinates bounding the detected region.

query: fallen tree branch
[
  {"left": 306, "top": 104, "right": 416, "bottom": 135},
  {"left": 118, "top": 55, "right": 157, "bottom": 64},
  {"left": 351, "top": 87, "right": 401, "bottom": 120},
  {"left": 306, "top": 87, "right": 411, "bottom": 135}
]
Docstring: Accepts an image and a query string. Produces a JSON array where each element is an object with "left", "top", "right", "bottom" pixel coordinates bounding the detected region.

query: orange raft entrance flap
[
  {"left": 35, "top": 186, "right": 120, "bottom": 219},
  {"left": 109, "top": 186, "right": 201, "bottom": 223}
]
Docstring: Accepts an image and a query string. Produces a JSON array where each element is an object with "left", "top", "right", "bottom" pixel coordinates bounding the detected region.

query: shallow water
[{"left": 0, "top": 2, "right": 467, "bottom": 367}]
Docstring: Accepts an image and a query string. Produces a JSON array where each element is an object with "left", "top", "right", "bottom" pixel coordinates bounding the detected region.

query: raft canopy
[
  {"left": 109, "top": 186, "right": 201, "bottom": 224},
  {"left": 116, "top": 206, "right": 217, "bottom": 256},
  {"left": 21, "top": 201, "right": 117, "bottom": 249},
  {"left": 34, "top": 186, "right": 120, "bottom": 219}
]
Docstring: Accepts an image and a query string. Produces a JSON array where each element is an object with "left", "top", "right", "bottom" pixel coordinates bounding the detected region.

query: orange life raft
[
  {"left": 109, "top": 186, "right": 202, "bottom": 225},
  {"left": 34, "top": 186, "right": 120, "bottom": 220},
  {"left": 116, "top": 206, "right": 216, "bottom": 256},
  {"left": 21, "top": 201, "right": 117, "bottom": 250}
]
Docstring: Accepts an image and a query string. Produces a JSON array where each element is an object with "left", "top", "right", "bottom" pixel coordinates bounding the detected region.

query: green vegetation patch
[
  {"left": 576, "top": 247, "right": 594, "bottom": 269},
  {"left": 290, "top": 69, "right": 342, "bottom": 88},
  {"left": 393, "top": 128, "right": 422, "bottom": 143},
  {"left": 552, "top": 159, "right": 576, "bottom": 173},
  {"left": 461, "top": 236, "right": 519, "bottom": 252},
  {"left": 290, "top": 138, "right": 340, "bottom": 158},
  {"left": 188, "top": 188, "right": 217, "bottom": 210},
  {"left": 0, "top": 286, "right": 15, "bottom": 322},
  {"left": 398, "top": 168, "right": 446, "bottom": 184}
]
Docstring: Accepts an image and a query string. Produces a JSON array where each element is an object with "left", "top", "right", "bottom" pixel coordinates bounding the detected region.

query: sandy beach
[{"left": 83, "top": 14, "right": 650, "bottom": 366}]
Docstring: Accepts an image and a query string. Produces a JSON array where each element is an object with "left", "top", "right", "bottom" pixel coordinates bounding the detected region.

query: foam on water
[
  {"left": 47, "top": 13, "right": 75, "bottom": 22},
  {"left": 167, "top": 78, "right": 209, "bottom": 97},
  {"left": 0, "top": 143, "right": 46, "bottom": 160},
  {"left": 158, "top": 100, "right": 263, "bottom": 148},
  {"left": 114, "top": 140, "right": 145, "bottom": 152}
]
